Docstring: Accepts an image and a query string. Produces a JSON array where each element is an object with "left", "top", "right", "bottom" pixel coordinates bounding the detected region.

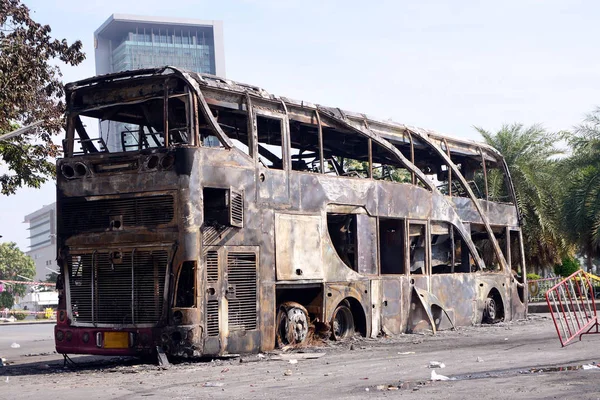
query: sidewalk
[{"left": 528, "top": 299, "right": 600, "bottom": 313}]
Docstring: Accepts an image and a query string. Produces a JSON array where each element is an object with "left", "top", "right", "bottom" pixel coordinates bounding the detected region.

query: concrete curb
[{"left": 0, "top": 320, "right": 56, "bottom": 326}]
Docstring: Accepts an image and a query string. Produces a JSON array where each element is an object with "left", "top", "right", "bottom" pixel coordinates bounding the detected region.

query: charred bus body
[{"left": 54, "top": 67, "right": 526, "bottom": 358}]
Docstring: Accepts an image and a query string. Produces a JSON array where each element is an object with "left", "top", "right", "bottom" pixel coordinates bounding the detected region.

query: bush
[
  {"left": 526, "top": 273, "right": 541, "bottom": 281},
  {"left": 35, "top": 312, "right": 48, "bottom": 320},
  {"left": 10, "top": 312, "right": 27, "bottom": 320},
  {"left": 554, "top": 256, "right": 581, "bottom": 277}
]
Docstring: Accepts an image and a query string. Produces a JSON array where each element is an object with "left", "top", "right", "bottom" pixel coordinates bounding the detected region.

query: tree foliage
[
  {"left": 475, "top": 124, "right": 568, "bottom": 273},
  {"left": 553, "top": 256, "right": 581, "bottom": 277},
  {"left": 561, "top": 108, "right": 600, "bottom": 271},
  {"left": 0, "top": 242, "right": 35, "bottom": 298},
  {"left": 0, "top": 0, "right": 85, "bottom": 195}
]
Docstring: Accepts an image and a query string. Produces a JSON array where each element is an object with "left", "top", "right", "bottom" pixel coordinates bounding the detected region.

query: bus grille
[
  {"left": 206, "top": 251, "right": 218, "bottom": 282},
  {"left": 68, "top": 249, "right": 168, "bottom": 325},
  {"left": 206, "top": 300, "right": 219, "bottom": 336},
  {"left": 227, "top": 252, "right": 257, "bottom": 331},
  {"left": 61, "top": 195, "right": 174, "bottom": 234}
]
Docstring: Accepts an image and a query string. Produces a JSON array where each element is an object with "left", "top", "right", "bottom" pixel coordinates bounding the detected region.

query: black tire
[
  {"left": 483, "top": 296, "right": 498, "bottom": 324},
  {"left": 331, "top": 304, "right": 355, "bottom": 340}
]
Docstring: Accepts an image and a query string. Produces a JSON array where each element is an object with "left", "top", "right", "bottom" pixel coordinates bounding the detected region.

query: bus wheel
[
  {"left": 331, "top": 303, "right": 354, "bottom": 340},
  {"left": 483, "top": 296, "right": 498, "bottom": 323},
  {"left": 276, "top": 302, "right": 309, "bottom": 347}
]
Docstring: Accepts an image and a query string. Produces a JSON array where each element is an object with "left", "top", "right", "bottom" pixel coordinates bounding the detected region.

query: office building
[
  {"left": 94, "top": 14, "right": 225, "bottom": 76},
  {"left": 22, "top": 203, "right": 57, "bottom": 282}
]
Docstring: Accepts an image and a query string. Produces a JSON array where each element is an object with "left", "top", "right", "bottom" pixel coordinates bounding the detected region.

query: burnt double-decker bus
[{"left": 54, "top": 67, "right": 526, "bottom": 358}]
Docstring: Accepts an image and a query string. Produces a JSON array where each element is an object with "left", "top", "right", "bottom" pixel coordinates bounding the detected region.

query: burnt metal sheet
[
  {"left": 411, "top": 286, "right": 455, "bottom": 333},
  {"left": 275, "top": 213, "right": 323, "bottom": 281}
]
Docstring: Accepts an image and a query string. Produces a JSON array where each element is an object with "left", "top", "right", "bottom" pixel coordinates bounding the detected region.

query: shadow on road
[{"left": 1, "top": 355, "right": 146, "bottom": 376}]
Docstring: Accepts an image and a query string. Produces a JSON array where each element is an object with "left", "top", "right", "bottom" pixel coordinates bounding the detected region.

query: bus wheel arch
[
  {"left": 483, "top": 288, "right": 505, "bottom": 324},
  {"left": 276, "top": 301, "right": 309, "bottom": 347},
  {"left": 331, "top": 297, "right": 366, "bottom": 340}
]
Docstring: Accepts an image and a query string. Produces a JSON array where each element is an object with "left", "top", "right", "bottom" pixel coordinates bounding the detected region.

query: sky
[{"left": 2, "top": 0, "right": 600, "bottom": 251}]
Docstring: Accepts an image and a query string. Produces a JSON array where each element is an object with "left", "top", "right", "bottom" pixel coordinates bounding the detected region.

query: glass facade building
[{"left": 111, "top": 29, "right": 215, "bottom": 74}]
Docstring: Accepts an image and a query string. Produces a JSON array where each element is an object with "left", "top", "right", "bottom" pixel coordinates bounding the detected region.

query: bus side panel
[{"left": 430, "top": 273, "right": 477, "bottom": 327}]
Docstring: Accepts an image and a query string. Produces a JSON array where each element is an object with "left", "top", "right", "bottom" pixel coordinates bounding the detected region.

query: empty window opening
[
  {"left": 289, "top": 120, "right": 321, "bottom": 173},
  {"left": 485, "top": 160, "right": 512, "bottom": 203},
  {"left": 453, "top": 226, "right": 475, "bottom": 273},
  {"left": 430, "top": 222, "right": 452, "bottom": 274},
  {"left": 211, "top": 105, "right": 251, "bottom": 156},
  {"left": 509, "top": 230, "right": 523, "bottom": 275},
  {"left": 201, "top": 106, "right": 225, "bottom": 148},
  {"left": 372, "top": 143, "right": 413, "bottom": 183},
  {"left": 510, "top": 229, "right": 525, "bottom": 302},
  {"left": 430, "top": 222, "right": 475, "bottom": 274},
  {"left": 203, "top": 187, "right": 243, "bottom": 228},
  {"left": 327, "top": 213, "right": 357, "bottom": 271},
  {"left": 470, "top": 224, "right": 503, "bottom": 272},
  {"left": 257, "top": 115, "right": 284, "bottom": 169},
  {"left": 175, "top": 261, "right": 196, "bottom": 307},
  {"left": 379, "top": 218, "right": 405, "bottom": 274},
  {"left": 322, "top": 125, "right": 369, "bottom": 178},
  {"left": 409, "top": 223, "right": 426, "bottom": 275}
]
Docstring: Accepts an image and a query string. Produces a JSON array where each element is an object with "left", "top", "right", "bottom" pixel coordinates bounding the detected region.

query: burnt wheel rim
[
  {"left": 331, "top": 305, "right": 354, "bottom": 340},
  {"left": 485, "top": 297, "right": 497, "bottom": 322},
  {"left": 276, "top": 305, "right": 308, "bottom": 346}
]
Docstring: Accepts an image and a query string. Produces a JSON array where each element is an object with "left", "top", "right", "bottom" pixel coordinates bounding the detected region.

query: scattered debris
[
  {"left": 431, "top": 370, "right": 454, "bottom": 381},
  {"left": 258, "top": 354, "right": 265, "bottom": 359},
  {"left": 283, "top": 369, "right": 293, "bottom": 376},
  {"left": 156, "top": 346, "right": 170, "bottom": 368},
  {"left": 221, "top": 368, "right": 229, "bottom": 373},
  {"left": 288, "top": 359, "right": 298, "bottom": 365},
  {"left": 271, "top": 353, "right": 325, "bottom": 361},
  {"left": 428, "top": 361, "right": 446, "bottom": 369},
  {"left": 5, "top": 377, "right": 8, "bottom": 383},
  {"left": 10, "top": 343, "right": 20, "bottom": 349},
  {"left": 476, "top": 357, "right": 484, "bottom": 363},
  {"left": 398, "top": 351, "right": 415, "bottom": 355},
  {"left": 582, "top": 364, "right": 600, "bottom": 370},
  {"left": 365, "top": 388, "right": 369, "bottom": 392},
  {"left": 202, "top": 382, "right": 224, "bottom": 387}
]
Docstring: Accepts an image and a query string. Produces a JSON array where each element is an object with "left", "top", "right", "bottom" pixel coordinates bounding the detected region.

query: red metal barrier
[{"left": 546, "top": 270, "right": 600, "bottom": 346}]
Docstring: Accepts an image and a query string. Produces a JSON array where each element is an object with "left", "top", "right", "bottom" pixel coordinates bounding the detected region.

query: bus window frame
[
  {"left": 252, "top": 107, "right": 290, "bottom": 172},
  {"left": 408, "top": 220, "right": 428, "bottom": 276}
]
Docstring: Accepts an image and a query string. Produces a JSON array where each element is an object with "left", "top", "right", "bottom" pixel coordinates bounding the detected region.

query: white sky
[{"left": 1, "top": 0, "right": 600, "bottom": 251}]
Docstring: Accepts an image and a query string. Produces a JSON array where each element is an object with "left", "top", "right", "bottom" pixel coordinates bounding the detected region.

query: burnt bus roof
[{"left": 65, "top": 66, "right": 503, "bottom": 163}]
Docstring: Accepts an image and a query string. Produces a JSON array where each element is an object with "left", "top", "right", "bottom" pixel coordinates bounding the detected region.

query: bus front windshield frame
[{"left": 65, "top": 78, "right": 200, "bottom": 157}]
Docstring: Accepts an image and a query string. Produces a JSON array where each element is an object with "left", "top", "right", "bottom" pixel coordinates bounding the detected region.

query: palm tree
[
  {"left": 474, "top": 124, "right": 568, "bottom": 274},
  {"left": 561, "top": 109, "right": 600, "bottom": 272}
]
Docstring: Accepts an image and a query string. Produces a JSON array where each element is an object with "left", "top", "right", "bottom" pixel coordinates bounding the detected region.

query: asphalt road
[
  {"left": 0, "top": 323, "right": 56, "bottom": 363},
  {"left": 1, "top": 315, "right": 600, "bottom": 399}
]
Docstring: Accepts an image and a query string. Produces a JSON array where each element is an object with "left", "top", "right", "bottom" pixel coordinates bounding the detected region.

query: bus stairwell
[{"left": 545, "top": 270, "right": 600, "bottom": 346}]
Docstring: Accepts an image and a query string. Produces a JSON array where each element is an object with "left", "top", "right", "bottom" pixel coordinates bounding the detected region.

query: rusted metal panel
[{"left": 275, "top": 213, "right": 323, "bottom": 280}]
